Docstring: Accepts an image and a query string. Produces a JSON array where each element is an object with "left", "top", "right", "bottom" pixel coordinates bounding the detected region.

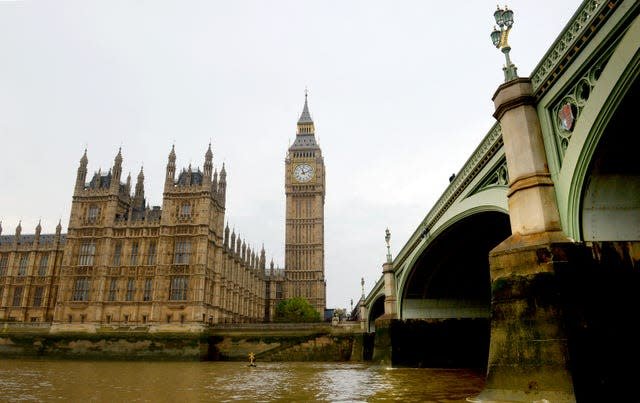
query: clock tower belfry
[{"left": 284, "top": 93, "right": 326, "bottom": 316}]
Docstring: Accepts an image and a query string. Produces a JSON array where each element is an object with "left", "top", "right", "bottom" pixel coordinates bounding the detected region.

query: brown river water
[{"left": 0, "top": 359, "right": 485, "bottom": 402}]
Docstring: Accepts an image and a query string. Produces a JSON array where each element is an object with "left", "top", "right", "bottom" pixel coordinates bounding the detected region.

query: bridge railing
[{"left": 393, "top": 123, "right": 504, "bottom": 271}]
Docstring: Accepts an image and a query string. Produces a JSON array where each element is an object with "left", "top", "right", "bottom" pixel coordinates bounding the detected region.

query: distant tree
[{"left": 275, "top": 297, "right": 321, "bottom": 323}]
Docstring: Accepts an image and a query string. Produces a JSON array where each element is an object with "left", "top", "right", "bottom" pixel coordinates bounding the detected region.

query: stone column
[
  {"left": 359, "top": 304, "right": 367, "bottom": 331},
  {"left": 382, "top": 262, "right": 397, "bottom": 317},
  {"left": 474, "top": 78, "right": 578, "bottom": 403},
  {"left": 372, "top": 260, "right": 399, "bottom": 365}
]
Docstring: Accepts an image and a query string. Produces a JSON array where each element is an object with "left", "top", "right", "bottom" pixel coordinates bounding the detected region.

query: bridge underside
[
  {"left": 367, "top": 296, "right": 384, "bottom": 333},
  {"left": 568, "top": 76, "right": 640, "bottom": 401},
  {"left": 403, "top": 211, "right": 511, "bottom": 319},
  {"left": 373, "top": 212, "right": 511, "bottom": 368}
]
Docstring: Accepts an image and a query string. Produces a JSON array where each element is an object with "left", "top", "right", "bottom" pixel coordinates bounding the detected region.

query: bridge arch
[
  {"left": 390, "top": 209, "right": 510, "bottom": 367},
  {"left": 399, "top": 209, "right": 510, "bottom": 319},
  {"left": 548, "top": 17, "right": 639, "bottom": 400},
  {"left": 558, "top": 18, "right": 640, "bottom": 241},
  {"left": 367, "top": 295, "right": 385, "bottom": 333}
]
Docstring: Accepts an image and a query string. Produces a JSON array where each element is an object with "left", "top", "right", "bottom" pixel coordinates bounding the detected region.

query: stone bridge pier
[
  {"left": 474, "top": 78, "right": 579, "bottom": 402},
  {"left": 364, "top": 3, "right": 639, "bottom": 400}
]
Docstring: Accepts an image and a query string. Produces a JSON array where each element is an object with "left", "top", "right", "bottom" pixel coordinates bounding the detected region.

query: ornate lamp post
[
  {"left": 385, "top": 228, "right": 392, "bottom": 263},
  {"left": 491, "top": 5, "right": 518, "bottom": 82}
]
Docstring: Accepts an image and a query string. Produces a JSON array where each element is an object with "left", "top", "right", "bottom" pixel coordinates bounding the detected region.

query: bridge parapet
[
  {"left": 393, "top": 123, "right": 504, "bottom": 272},
  {"left": 531, "top": 0, "right": 615, "bottom": 96}
]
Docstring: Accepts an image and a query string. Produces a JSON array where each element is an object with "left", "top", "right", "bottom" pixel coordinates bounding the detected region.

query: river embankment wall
[{"left": 0, "top": 323, "right": 372, "bottom": 362}]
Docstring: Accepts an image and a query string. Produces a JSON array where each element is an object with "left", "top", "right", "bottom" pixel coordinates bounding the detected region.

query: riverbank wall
[{"left": 0, "top": 322, "right": 370, "bottom": 362}]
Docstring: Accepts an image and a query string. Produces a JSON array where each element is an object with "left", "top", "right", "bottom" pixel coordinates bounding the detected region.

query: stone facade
[
  {"left": 284, "top": 94, "right": 327, "bottom": 316},
  {"left": 0, "top": 143, "right": 273, "bottom": 328},
  {"left": 0, "top": 96, "right": 326, "bottom": 328}
]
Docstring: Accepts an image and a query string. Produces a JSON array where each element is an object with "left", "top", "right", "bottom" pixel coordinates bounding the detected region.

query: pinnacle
[{"left": 297, "top": 92, "right": 313, "bottom": 124}]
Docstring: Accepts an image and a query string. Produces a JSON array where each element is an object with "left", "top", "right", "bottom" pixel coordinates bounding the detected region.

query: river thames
[{"left": 0, "top": 359, "right": 485, "bottom": 402}]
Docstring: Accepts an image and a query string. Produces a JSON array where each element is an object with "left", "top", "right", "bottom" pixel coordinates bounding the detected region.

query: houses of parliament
[{"left": 0, "top": 95, "right": 326, "bottom": 328}]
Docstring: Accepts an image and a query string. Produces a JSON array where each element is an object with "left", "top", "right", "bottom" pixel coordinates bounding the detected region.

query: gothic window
[
  {"left": 143, "top": 278, "right": 153, "bottom": 301},
  {"left": 33, "top": 286, "right": 44, "bottom": 307},
  {"left": 180, "top": 203, "right": 191, "bottom": 218},
  {"left": 146, "top": 241, "right": 157, "bottom": 265},
  {"left": 126, "top": 278, "right": 135, "bottom": 301},
  {"left": 130, "top": 242, "right": 139, "bottom": 266},
  {"left": 174, "top": 239, "right": 191, "bottom": 265},
  {"left": 0, "top": 255, "right": 8, "bottom": 276},
  {"left": 88, "top": 205, "right": 99, "bottom": 222},
  {"left": 38, "top": 254, "right": 49, "bottom": 276},
  {"left": 72, "top": 277, "right": 90, "bottom": 301},
  {"left": 108, "top": 278, "right": 118, "bottom": 301},
  {"left": 169, "top": 276, "right": 188, "bottom": 301},
  {"left": 12, "top": 286, "right": 23, "bottom": 306},
  {"left": 113, "top": 241, "right": 122, "bottom": 266},
  {"left": 18, "top": 254, "right": 28, "bottom": 276},
  {"left": 78, "top": 241, "right": 96, "bottom": 266}
]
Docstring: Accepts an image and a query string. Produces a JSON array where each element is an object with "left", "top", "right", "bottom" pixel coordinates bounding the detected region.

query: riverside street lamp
[{"left": 491, "top": 5, "right": 518, "bottom": 82}]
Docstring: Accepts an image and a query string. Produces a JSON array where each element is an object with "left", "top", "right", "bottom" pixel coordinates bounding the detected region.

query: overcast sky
[{"left": 0, "top": 0, "right": 581, "bottom": 310}]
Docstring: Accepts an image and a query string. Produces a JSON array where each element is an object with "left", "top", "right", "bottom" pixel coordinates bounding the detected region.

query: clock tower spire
[{"left": 284, "top": 92, "right": 326, "bottom": 317}]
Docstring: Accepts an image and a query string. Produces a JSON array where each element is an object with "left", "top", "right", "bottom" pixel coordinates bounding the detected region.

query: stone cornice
[
  {"left": 492, "top": 78, "right": 536, "bottom": 120},
  {"left": 531, "top": 0, "right": 617, "bottom": 96}
]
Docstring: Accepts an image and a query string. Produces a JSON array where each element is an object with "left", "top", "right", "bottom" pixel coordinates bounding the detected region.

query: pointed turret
[
  {"left": 241, "top": 240, "right": 247, "bottom": 263},
  {"left": 165, "top": 145, "right": 176, "bottom": 190},
  {"left": 0, "top": 220, "right": 3, "bottom": 236},
  {"left": 224, "top": 222, "right": 230, "bottom": 249},
  {"left": 125, "top": 172, "right": 132, "bottom": 195},
  {"left": 35, "top": 220, "right": 42, "bottom": 244},
  {"left": 260, "top": 245, "right": 266, "bottom": 270},
  {"left": 212, "top": 169, "right": 219, "bottom": 195},
  {"left": 296, "top": 91, "right": 315, "bottom": 135},
  {"left": 204, "top": 143, "right": 213, "bottom": 181},
  {"left": 110, "top": 148, "right": 123, "bottom": 193},
  {"left": 218, "top": 163, "right": 227, "bottom": 206},
  {"left": 75, "top": 149, "right": 88, "bottom": 192},
  {"left": 55, "top": 219, "right": 62, "bottom": 244},
  {"left": 185, "top": 164, "right": 193, "bottom": 186},
  {"left": 133, "top": 166, "right": 145, "bottom": 206},
  {"left": 236, "top": 236, "right": 242, "bottom": 257},
  {"left": 14, "top": 221, "right": 22, "bottom": 246},
  {"left": 230, "top": 229, "right": 237, "bottom": 256}
]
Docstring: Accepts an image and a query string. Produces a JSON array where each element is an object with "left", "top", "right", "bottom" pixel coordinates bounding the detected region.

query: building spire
[
  {"left": 297, "top": 90, "right": 313, "bottom": 124},
  {"left": 204, "top": 143, "right": 213, "bottom": 180},
  {"left": 296, "top": 90, "right": 316, "bottom": 137},
  {"left": 76, "top": 148, "right": 89, "bottom": 192}
]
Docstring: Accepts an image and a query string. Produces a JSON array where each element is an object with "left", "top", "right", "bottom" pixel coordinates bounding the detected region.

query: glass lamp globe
[
  {"left": 491, "top": 28, "right": 502, "bottom": 47},
  {"left": 494, "top": 7, "right": 505, "bottom": 27}
]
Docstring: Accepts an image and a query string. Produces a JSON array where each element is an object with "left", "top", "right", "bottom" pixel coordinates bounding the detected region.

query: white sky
[{"left": 0, "top": 0, "right": 581, "bottom": 310}]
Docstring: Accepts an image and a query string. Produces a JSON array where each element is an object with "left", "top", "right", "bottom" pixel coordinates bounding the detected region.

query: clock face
[{"left": 293, "top": 164, "right": 314, "bottom": 182}]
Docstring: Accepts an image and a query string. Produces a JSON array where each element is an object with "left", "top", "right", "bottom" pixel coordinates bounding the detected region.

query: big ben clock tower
[{"left": 284, "top": 93, "right": 326, "bottom": 316}]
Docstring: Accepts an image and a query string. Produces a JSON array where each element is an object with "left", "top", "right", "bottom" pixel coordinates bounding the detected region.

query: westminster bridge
[{"left": 360, "top": 1, "right": 639, "bottom": 402}]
